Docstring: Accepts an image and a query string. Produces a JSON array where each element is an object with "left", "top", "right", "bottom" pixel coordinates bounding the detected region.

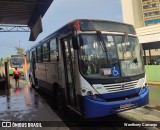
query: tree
[
  {"left": 0, "top": 58, "right": 4, "bottom": 65},
  {"left": 4, "top": 57, "right": 10, "bottom": 62},
  {"left": 15, "top": 47, "right": 25, "bottom": 55}
]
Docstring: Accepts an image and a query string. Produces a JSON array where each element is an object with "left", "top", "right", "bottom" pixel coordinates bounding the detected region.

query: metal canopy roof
[
  {"left": 142, "top": 41, "right": 160, "bottom": 50},
  {"left": 0, "top": 0, "right": 53, "bottom": 41}
]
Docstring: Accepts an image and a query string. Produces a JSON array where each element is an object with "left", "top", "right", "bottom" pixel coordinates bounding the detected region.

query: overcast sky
[{"left": 0, "top": 0, "right": 122, "bottom": 58}]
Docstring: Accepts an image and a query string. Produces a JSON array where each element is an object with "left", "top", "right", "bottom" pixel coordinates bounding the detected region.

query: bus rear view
[{"left": 9, "top": 55, "right": 24, "bottom": 76}]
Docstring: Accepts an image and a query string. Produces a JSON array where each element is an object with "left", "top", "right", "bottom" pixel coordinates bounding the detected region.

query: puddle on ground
[
  {"left": 144, "top": 105, "right": 160, "bottom": 111},
  {"left": 0, "top": 84, "right": 41, "bottom": 117}
]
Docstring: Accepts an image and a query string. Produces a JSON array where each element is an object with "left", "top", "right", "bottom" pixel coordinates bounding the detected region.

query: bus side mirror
[{"left": 72, "top": 37, "right": 79, "bottom": 50}]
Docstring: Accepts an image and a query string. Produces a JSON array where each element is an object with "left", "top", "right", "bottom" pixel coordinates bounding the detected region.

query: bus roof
[
  {"left": 29, "top": 19, "right": 135, "bottom": 50},
  {"left": 11, "top": 55, "right": 22, "bottom": 58}
]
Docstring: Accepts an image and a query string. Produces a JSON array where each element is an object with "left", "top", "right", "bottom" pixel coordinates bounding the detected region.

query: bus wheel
[{"left": 54, "top": 87, "right": 65, "bottom": 110}]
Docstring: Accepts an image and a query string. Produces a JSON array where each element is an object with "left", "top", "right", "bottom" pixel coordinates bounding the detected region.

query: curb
[{"left": 147, "top": 82, "right": 160, "bottom": 85}]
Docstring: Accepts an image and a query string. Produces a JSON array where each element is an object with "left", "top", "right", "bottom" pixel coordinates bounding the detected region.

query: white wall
[{"left": 136, "top": 24, "right": 160, "bottom": 43}]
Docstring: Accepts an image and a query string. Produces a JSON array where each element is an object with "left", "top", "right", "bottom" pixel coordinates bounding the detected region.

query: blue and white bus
[{"left": 24, "top": 19, "right": 149, "bottom": 118}]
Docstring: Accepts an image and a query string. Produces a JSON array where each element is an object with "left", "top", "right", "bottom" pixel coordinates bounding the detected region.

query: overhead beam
[
  {"left": 142, "top": 41, "right": 160, "bottom": 50},
  {"left": 28, "top": 0, "right": 53, "bottom": 41},
  {"left": 0, "top": 0, "right": 46, "bottom": 5},
  {"left": 0, "top": 0, "right": 54, "bottom": 41},
  {"left": 0, "top": 24, "right": 30, "bottom": 32}
]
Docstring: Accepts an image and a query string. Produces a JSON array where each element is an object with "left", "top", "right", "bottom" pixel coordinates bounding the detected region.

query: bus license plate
[{"left": 120, "top": 103, "right": 135, "bottom": 109}]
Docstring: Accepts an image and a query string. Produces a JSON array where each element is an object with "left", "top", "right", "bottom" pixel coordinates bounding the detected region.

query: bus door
[
  {"left": 31, "top": 50, "right": 37, "bottom": 85},
  {"left": 61, "top": 37, "right": 77, "bottom": 107}
]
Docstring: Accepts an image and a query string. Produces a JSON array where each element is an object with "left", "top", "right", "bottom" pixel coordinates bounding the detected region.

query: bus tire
[{"left": 53, "top": 85, "right": 66, "bottom": 110}]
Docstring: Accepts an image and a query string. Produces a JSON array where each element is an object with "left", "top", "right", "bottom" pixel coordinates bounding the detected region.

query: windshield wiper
[{"left": 97, "top": 31, "right": 109, "bottom": 66}]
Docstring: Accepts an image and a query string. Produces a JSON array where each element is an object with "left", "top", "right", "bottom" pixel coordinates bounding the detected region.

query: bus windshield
[
  {"left": 10, "top": 57, "right": 23, "bottom": 68},
  {"left": 78, "top": 34, "right": 144, "bottom": 78}
]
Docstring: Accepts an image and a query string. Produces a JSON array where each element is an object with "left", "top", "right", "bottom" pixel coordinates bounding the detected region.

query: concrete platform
[{"left": 0, "top": 78, "right": 69, "bottom": 130}]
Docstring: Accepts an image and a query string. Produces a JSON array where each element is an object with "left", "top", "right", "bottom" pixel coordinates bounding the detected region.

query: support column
[
  {"left": 143, "top": 50, "right": 146, "bottom": 65},
  {"left": 149, "top": 49, "right": 152, "bottom": 64},
  {"left": 5, "top": 61, "right": 10, "bottom": 89}
]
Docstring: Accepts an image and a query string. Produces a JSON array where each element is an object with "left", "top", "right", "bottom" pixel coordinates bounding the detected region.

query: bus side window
[
  {"left": 36, "top": 46, "right": 42, "bottom": 63},
  {"left": 50, "top": 39, "right": 58, "bottom": 62},
  {"left": 42, "top": 43, "right": 49, "bottom": 62}
]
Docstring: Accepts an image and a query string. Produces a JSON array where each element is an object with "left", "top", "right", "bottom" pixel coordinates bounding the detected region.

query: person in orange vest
[{"left": 13, "top": 67, "right": 21, "bottom": 87}]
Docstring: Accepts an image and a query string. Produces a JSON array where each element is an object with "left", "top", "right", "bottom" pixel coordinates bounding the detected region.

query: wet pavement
[
  {"left": 0, "top": 78, "right": 160, "bottom": 130},
  {"left": 0, "top": 78, "right": 69, "bottom": 130},
  {"left": 116, "top": 85, "right": 160, "bottom": 130}
]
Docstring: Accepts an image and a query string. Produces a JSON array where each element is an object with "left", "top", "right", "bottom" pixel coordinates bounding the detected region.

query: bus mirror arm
[{"left": 72, "top": 36, "right": 79, "bottom": 50}]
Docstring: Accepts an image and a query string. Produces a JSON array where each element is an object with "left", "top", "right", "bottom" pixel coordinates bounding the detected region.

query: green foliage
[
  {"left": 0, "top": 57, "right": 10, "bottom": 65},
  {"left": 15, "top": 47, "right": 25, "bottom": 55},
  {"left": 0, "top": 58, "right": 3, "bottom": 65},
  {"left": 4, "top": 57, "right": 10, "bottom": 62}
]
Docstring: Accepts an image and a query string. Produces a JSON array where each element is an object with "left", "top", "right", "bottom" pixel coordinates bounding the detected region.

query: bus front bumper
[{"left": 79, "top": 87, "right": 149, "bottom": 118}]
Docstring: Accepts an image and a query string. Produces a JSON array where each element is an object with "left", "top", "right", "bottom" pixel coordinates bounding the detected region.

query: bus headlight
[
  {"left": 87, "top": 92, "right": 100, "bottom": 100},
  {"left": 81, "top": 88, "right": 100, "bottom": 99},
  {"left": 81, "top": 89, "right": 86, "bottom": 93},
  {"left": 86, "top": 91, "right": 93, "bottom": 96},
  {"left": 92, "top": 94, "right": 98, "bottom": 99}
]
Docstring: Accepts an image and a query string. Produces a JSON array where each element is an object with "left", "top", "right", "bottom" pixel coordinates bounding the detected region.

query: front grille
[
  {"left": 105, "top": 93, "right": 139, "bottom": 102},
  {"left": 102, "top": 80, "right": 138, "bottom": 93}
]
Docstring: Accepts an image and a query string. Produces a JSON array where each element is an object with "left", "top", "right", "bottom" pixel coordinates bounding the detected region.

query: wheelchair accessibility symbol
[{"left": 111, "top": 66, "right": 120, "bottom": 77}]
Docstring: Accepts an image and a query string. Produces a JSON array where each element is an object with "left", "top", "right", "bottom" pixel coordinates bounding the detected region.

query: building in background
[
  {"left": 142, "top": 0, "right": 160, "bottom": 26},
  {"left": 121, "top": 0, "right": 160, "bottom": 65},
  {"left": 122, "top": 0, "right": 160, "bottom": 28},
  {"left": 121, "top": 0, "right": 143, "bottom": 28}
]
